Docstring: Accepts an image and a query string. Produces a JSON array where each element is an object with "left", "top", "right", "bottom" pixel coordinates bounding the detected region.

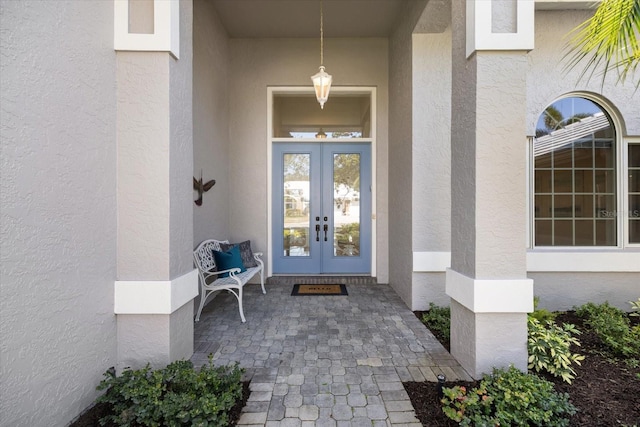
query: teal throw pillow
[
  {"left": 212, "top": 245, "right": 246, "bottom": 278},
  {"left": 219, "top": 240, "right": 258, "bottom": 268}
]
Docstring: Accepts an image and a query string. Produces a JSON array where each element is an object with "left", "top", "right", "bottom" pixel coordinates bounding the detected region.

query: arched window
[{"left": 533, "top": 96, "right": 617, "bottom": 246}]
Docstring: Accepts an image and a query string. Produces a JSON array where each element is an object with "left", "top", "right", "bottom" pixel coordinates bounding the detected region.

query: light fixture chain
[{"left": 320, "top": 0, "right": 324, "bottom": 66}]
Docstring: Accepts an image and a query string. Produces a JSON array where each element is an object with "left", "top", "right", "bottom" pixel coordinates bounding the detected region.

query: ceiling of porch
[
  {"left": 210, "top": 0, "right": 406, "bottom": 38},
  {"left": 210, "top": 0, "right": 598, "bottom": 39}
]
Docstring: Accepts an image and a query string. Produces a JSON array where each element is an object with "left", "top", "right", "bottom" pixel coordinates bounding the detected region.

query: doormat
[{"left": 291, "top": 284, "right": 348, "bottom": 296}]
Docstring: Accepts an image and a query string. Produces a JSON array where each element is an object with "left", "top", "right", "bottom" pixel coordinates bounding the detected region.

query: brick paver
[{"left": 192, "top": 282, "right": 471, "bottom": 426}]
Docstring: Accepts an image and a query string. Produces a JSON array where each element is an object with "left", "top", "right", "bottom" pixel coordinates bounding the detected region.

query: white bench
[{"left": 193, "top": 239, "right": 265, "bottom": 322}]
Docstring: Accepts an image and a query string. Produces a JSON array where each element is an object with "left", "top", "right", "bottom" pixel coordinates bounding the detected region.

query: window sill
[
  {"left": 527, "top": 250, "right": 640, "bottom": 272},
  {"left": 413, "top": 250, "right": 640, "bottom": 273}
]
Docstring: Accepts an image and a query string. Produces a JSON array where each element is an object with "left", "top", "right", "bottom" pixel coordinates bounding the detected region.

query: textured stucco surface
[
  {"left": 117, "top": 0, "right": 193, "bottom": 281},
  {"left": 412, "top": 272, "right": 450, "bottom": 309},
  {"left": 0, "top": 1, "right": 117, "bottom": 426},
  {"left": 526, "top": 10, "right": 640, "bottom": 136},
  {"left": 388, "top": 0, "right": 426, "bottom": 307},
  {"left": 228, "top": 37, "right": 389, "bottom": 281},
  {"left": 193, "top": 0, "right": 230, "bottom": 245},
  {"left": 169, "top": 0, "right": 194, "bottom": 278},
  {"left": 117, "top": 52, "right": 171, "bottom": 280},
  {"left": 450, "top": 301, "right": 528, "bottom": 379},
  {"left": 410, "top": 28, "right": 452, "bottom": 310},
  {"left": 448, "top": 0, "right": 530, "bottom": 378},
  {"left": 116, "top": 301, "right": 194, "bottom": 372},
  {"left": 117, "top": 314, "right": 171, "bottom": 371},
  {"left": 413, "top": 7, "right": 639, "bottom": 309},
  {"left": 474, "top": 52, "right": 528, "bottom": 279},
  {"left": 412, "top": 30, "right": 452, "bottom": 253},
  {"left": 115, "top": 0, "right": 195, "bottom": 372},
  {"left": 522, "top": 10, "right": 640, "bottom": 311},
  {"left": 450, "top": 0, "right": 477, "bottom": 278},
  {"left": 452, "top": 3, "right": 529, "bottom": 279},
  {"left": 169, "top": 301, "right": 195, "bottom": 362},
  {"left": 531, "top": 272, "right": 640, "bottom": 312},
  {"left": 449, "top": 300, "right": 476, "bottom": 376}
]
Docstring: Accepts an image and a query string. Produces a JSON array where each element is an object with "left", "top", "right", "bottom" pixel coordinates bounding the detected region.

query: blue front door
[{"left": 273, "top": 142, "right": 372, "bottom": 274}]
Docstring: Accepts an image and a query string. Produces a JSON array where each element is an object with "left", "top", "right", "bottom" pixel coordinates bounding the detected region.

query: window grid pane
[
  {"left": 629, "top": 144, "right": 640, "bottom": 243},
  {"left": 533, "top": 98, "right": 616, "bottom": 246}
]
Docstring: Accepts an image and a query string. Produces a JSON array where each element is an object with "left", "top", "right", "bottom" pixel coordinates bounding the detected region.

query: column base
[
  {"left": 117, "top": 301, "right": 194, "bottom": 372},
  {"left": 446, "top": 268, "right": 533, "bottom": 379},
  {"left": 115, "top": 270, "right": 198, "bottom": 371}
]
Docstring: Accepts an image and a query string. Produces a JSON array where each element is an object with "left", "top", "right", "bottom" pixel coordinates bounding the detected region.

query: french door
[{"left": 272, "top": 142, "right": 371, "bottom": 274}]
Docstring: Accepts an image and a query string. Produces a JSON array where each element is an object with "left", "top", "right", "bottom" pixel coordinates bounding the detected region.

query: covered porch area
[{"left": 191, "top": 279, "right": 470, "bottom": 425}]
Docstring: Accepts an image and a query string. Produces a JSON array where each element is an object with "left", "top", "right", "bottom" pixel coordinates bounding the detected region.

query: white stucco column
[
  {"left": 113, "top": 0, "right": 196, "bottom": 371},
  {"left": 448, "top": 0, "right": 534, "bottom": 378}
]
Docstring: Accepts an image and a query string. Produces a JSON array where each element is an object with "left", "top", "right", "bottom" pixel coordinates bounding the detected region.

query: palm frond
[{"left": 563, "top": 0, "right": 640, "bottom": 89}]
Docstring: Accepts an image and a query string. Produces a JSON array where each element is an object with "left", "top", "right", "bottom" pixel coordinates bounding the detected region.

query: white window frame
[
  {"left": 624, "top": 136, "right": 640, "bottom": 247},
  {"left": 526, "top": 92, "right": 640, "bottom": 273}
]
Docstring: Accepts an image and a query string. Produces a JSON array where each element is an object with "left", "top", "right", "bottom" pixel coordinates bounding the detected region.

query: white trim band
[
  {"left": 527, "top": 251, "right": 640, "bottom": 272},
  {"left": 413, "top": 251, "right": 451, "bottom": 272},
  {"left": 413, "top": 251, "right": 640, "bottom": 272},
  {"left": 115, "top": 269, "right": 198, "bottom": 314},
  {"left": 446, "top": 268, "right": 534, "bottom": 313}
]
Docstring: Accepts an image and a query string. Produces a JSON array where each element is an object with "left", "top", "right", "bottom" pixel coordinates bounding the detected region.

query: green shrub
[
  {"left": 527, "top": 317, "right": 585, "bottom": 383},
  {"left": 441, "top": 366, "right": 576, "bottom": 427},
  {"left": 630, "top": 298, "right": 640, "bottom": 317},
  {"left": 529, "top": 296, "right": 557, "bottom": 323},
  {"left": 96, "top": 357, "right": 244, "bottom": 427},
  {"left": 576, "top": 302, "right": 640, "bottom": 358},
  {"left": 421, "top": 303, "right": 450, "bottom": 342}
]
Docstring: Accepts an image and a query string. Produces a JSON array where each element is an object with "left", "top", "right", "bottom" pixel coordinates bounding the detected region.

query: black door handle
[
  {"left": 315, "top": 224, "right": 320, "bottom": 241},
  {"left": 323, "top": 224, "right": 328, "bottom": 241}
]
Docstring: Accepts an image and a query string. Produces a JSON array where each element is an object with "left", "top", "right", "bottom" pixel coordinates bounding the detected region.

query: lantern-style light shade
[{"left": 311, "top": 66, "right": 332, "bottom": 109}]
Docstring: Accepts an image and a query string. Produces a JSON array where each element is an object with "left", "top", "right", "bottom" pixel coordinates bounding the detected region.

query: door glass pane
[
  {"left": 333, "top": 153, "right": 360, "bottom": 257},
  {"left": 283, "top": 154, "right": 310, "bottom": 257}
]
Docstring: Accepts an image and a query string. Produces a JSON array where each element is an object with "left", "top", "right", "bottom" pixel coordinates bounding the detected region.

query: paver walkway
[{"left": 191, "top": 281, "right": 472, "bottom": 426}]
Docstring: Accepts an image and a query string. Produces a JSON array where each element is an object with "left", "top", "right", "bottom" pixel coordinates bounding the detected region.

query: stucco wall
[
  {"left": 193, "top": 0, "right": 230, "bottom": 244},
  {"left": 412, "top": 272, "right": 450, "bottom": 308},
  {"left": 388, "top": 1, "right": 427, "bottom": 305},
  {"left": 228, "top": 37, "right": 389, "bottom": 281},
  {"left": 170, "top": 0, "right": 194, "bottom": 277},
  {"left": 412, "top": 30, "right": 452, "bottom": 252},
  {"left": 115, "top": 0, "right": 195, "bottom": 372},
  {"left": 475, "top": 51, "right": 529, "bottom": 279},
  {"left": 525, "top": 10, "right": 640, "bottom": 310},
  {"left": 532, "top": 272, "right": 639, "bottom": 312},
  {"left": 0, "top": 1, "right": 117, "bottom": 426},
  {"left": 412, "top": 8, "right": 639, "bottom": 310},
  {"left": 117, "top": 1, "right": 193, "bottom": 281},
  {"left": 117, "top": 52, "right": 172, "bottom": 280},
  {"left": 450, "top": 0, "right": 478, "bottom": 278},
  {"left": 527, "top": 10, "right": 640, "bottom": 136},
  {"left": 411, "top": 27, "right": 452, "bottom": 310}
]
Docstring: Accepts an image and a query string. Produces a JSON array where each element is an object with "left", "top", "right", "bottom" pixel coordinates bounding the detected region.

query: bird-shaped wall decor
[{"left": 193, "top": 170, "right": 215, "bottom": 206}]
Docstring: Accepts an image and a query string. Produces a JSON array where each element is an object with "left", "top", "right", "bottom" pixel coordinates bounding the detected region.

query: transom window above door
[{"left": 273, "top": 94, "right": 371, "bottom": 139}]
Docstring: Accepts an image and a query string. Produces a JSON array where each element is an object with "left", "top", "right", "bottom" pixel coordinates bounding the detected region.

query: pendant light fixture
[{"left": 311, "top": 0, "right": 332, "bottom": 109}]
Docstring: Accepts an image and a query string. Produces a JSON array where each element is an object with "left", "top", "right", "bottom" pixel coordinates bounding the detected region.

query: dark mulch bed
[
  {"left": 407, "top": 311, "right": 640, "bottom": 426},
  {"left": 70, "top": 381, "right": 250, "bottom": 427}
]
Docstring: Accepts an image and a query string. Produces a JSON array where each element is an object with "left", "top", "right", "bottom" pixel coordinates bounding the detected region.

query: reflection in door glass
[
  {"left": 283, "top": 154, "right": 310, "bottom": 256},
  {"left": 333, "top": 154, "right": 360, "bottom": 257}
]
